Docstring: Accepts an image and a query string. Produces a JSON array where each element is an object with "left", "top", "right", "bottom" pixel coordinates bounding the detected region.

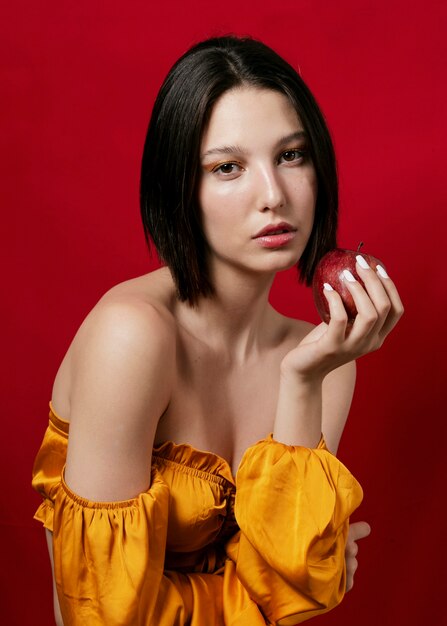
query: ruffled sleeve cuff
[
  {"left": 31, "top": 408, "right": 70, "bottom": 532},
  {"left": 33, "top": 499, "right": 55, "bottom": 530}
]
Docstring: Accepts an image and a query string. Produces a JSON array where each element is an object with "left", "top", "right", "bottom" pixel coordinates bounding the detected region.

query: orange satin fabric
[{"left": 32, "top": 403, "right": 363, "bottom": 625}]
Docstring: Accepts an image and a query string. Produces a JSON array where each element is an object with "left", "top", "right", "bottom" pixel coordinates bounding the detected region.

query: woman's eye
[
  {"left": 213, "top": 162, "right": 240, "bottom": 175},
  {"left": 280, "top": 149, "right": 306, "bottom": 163}
]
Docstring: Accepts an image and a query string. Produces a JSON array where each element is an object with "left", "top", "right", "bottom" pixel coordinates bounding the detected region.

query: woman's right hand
[{"left": 345, "top": 521, "right": 372, "bottom": 592}]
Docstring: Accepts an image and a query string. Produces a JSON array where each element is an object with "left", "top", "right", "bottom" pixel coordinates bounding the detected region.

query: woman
[{"left": 32, "top": 36, "right": 403, "bottom": 625}]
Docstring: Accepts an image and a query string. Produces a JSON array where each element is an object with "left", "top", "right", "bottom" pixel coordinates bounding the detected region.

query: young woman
[{"left": 32, "top": 36, "right": 403, "bottom": 626}]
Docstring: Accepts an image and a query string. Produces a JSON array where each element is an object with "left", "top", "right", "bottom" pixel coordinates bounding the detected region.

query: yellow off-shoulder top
[{"left": 31, "top": 402, "right": 363, "bottom": 626}]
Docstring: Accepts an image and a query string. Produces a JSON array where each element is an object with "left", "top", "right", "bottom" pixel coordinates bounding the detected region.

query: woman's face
[{"left": 198, "top": 87, "right": 317, "bottom": 278}]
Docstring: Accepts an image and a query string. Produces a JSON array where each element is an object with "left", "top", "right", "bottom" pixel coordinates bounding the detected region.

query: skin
[{"left": 45, "top": 87, "right": 403, "bottom": 624}]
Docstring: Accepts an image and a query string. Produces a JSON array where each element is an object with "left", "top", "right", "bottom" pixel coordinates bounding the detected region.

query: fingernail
[
  {"left": 323, "top": 282, "right": 334, "bottom": 291},
  {"left": 356, "top": 254, "right": 370, "bottom": 269},
  {"left": 343, "top": 269, "right": 356, "bottom": 282},
  {"left": 376, "top": 265, "right": 389, "bottom": 279}
]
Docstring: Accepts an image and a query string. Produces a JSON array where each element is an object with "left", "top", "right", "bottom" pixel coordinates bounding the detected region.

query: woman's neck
[{"left": 174, "top": 266, "right": 279, "bottom": 366}]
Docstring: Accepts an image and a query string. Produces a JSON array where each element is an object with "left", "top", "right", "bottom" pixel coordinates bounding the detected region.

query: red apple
[{"left": 312, "top": 243, "right": 385, "bottom": 324}]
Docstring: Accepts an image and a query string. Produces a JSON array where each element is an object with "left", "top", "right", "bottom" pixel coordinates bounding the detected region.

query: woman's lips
[
  {"left": 252, "top": 221, "right": 297, "bottom": 248},
  {"left": 254, "top": 231, "right": 297, "bottom": 248}
]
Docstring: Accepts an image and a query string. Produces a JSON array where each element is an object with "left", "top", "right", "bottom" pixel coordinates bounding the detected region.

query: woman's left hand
[
  {"left": 281, "top": 259, "right": 404, "bottom": 381},
  {"left": 345, "top": 521, "right": 372, "bottom": 591}
]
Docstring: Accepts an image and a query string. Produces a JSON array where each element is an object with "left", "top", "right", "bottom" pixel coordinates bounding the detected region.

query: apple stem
[{"left": 357, "top": 241, "right": 364, "bottom": 253}]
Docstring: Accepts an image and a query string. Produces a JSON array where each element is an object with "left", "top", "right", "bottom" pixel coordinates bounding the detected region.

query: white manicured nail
[
  {"left": 323, "top": 282, "right": 334, "bottom": 291},
  {"left": 356, "top": 254, "right": 370, "bottom": 269},
  {"left": 376, "top": 265, "right": 389, "bottom": 278},
  {"left": 343, "top": 269, "right": 356, "bottom": 282}
]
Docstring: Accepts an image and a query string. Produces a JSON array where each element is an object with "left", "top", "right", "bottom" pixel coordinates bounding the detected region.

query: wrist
[{"left": 279, "top": 363, "right": 325, "bottom": 389}]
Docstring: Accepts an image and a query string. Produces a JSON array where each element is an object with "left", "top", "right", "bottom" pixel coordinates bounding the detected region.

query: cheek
[
  {"left": 198, "top": 180, "right": 246, "bottom": 230},
  {"left": 291, "top": 170, "right": 318, "bottom": 211},
  {"left": 198, "top": 188, "right": 231, "bottom": 243}
]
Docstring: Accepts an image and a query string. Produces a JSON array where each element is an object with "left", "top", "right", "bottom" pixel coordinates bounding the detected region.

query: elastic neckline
[
  {"left": 48, "top": 401, "right": 326, "bottom": 486},
  {"left": 48, "top": 400, "right": 238, "bottom": 483}
]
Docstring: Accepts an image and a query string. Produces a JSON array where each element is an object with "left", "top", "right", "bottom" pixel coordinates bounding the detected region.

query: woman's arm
[
  {"left": 64, "top": 297, "right": 175, "bottom": 500},
  {"left": 268, "top": 261, "right": 402, "bottom": 601},
  {"left": 46, "top": 296, "right": 176, "bottom": 624}
]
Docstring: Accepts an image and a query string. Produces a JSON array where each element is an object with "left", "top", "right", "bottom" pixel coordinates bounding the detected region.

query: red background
[{"left": 2, "top": 1, "right": 446, "bottom": 624}]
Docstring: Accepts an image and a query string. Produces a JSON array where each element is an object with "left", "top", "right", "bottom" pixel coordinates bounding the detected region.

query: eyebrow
[{"left": 201, "top": 130, "right": 307, "bottom": 160}]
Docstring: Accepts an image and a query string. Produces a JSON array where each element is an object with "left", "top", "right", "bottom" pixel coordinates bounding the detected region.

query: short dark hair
[{"left": 140, "top": 35, "right": 338, "bottom": 305}]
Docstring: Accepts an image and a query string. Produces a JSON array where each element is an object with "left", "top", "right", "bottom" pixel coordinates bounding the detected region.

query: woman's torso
[{"left": 50, "top": 267, "right": 312, "bottom": 475}]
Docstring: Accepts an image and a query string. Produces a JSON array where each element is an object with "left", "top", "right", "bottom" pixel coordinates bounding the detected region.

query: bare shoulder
[
  {"left": 72, "top": 273, "right": 176, "bottom": 366},
  {"left": 52, "top": 267, "right": 177, "bottom": 419}
]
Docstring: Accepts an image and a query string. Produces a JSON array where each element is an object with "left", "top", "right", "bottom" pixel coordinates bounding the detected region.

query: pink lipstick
[{"left": 253, "top": 222, "right": 297, "bottom": 248}]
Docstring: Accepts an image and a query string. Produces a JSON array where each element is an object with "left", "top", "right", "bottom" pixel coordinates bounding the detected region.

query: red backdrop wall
[{"left": 2, "top": 1, "right": 446, "bottom": 624}]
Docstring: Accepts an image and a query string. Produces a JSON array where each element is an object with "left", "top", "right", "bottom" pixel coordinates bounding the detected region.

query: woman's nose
[{"left": 254, "top": 166, "right": 286, "bottom": 212}]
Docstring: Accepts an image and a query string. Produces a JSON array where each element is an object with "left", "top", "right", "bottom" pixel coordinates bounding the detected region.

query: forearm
[{"left": 273, "top": 367, "right": 323, "bottom": 447}]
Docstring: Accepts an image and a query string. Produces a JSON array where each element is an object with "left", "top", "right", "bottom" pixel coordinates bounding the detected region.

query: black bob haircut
[{"left": 140, "top": 35, "right": 338, "bottom": 306}]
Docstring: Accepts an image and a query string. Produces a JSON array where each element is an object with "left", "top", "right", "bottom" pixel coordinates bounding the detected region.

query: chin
[
  {"left": 258, "top": 253, "right": 301, "bottom": 274},
  {"left": 274, "top": 258, "right": 300, "bottom": 273}
]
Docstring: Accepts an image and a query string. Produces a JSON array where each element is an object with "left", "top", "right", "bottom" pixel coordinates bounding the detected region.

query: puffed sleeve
[
  {"left": 31, "top": 417, "right": 188, "bottom": 626},
  {"left": 53, "top": 470, "right": 173, "bottom": 626},
  {"left": 226, "top": 435, "right": 364, "bottom": 625}
]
